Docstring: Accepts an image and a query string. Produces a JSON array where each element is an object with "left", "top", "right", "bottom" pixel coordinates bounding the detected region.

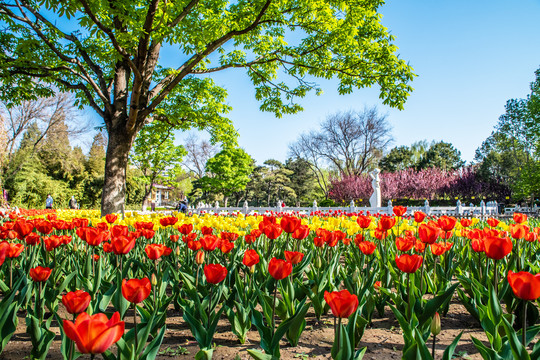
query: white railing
[{"left": 187, "top": 199, "right": 500, "bottom": 217}]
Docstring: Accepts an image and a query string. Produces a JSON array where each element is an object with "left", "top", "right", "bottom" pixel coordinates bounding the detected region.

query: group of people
[{"left": 44, "top": 194, "right": 78, "bottom": 209}]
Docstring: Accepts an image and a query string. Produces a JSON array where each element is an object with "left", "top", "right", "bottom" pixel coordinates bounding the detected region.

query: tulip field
[{"left": 0, "top": 207, "right": 540, "bottom": 360}]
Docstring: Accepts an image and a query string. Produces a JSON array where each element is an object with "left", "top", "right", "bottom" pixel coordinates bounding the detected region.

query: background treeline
[{"left": 2, "top": 68, "right": 540, "bottom": 209}]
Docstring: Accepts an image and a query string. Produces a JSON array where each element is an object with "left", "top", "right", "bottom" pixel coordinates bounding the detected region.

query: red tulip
[
  {"left": 6, "top": 242, "right": 24, "bottom": 258},
  {"left": 29, "top": 266, "right": 52, "bottom": 282},
  {"left": 484, "top": 236, "right": 513, "bottom": 260},
  {"left": 284, "top": 251, "right": 304, "bottom": 265},
  {"left": 219, "top": 240, "right": 234, "bottom": 254},
  {"left": 195, "top": 250, "right": 205, "bottom": 265},
  {"left": 0, "top": 242, "right": 9, "bottom": 266},
  {"left": 507, "top": 271, "right": 540, "bottom": 301},
  {"left": 63, "top": 312, "right": 124, "bottom": 354},
  {"left": 430, "top": 242, "right": 448, "bottom": 256},
  {"left": 393, "top": 206, "right": 407, "bottom": 217},
  {"left": 263, "top": 224, "right": 283, "bottom": 240},
  {"left": 460, "top": 218, "right": 472, "bottom": 228},
  {"left": 395, "top": 254, "right": 423, "bottom": 273},
  {"left": 144, "top": 244, "right": 169, "bottom": 260},
  {"left": 13, "top": 220, "right": 33, "bottom": 238},
  {"left": 324, "top": 289, "right": 359, "bottom": 318},
  {"left": 159, "top": 216, "right": 178, "bottom": 227},
  {"left": 396, "top": 236, "right": 415, "bottom": 252},
  {"left": 105, "top": 214, "right": 118, "bottom": 224},
  {"left": 200, "top": 235, "right": 220, "bottom": 251},
  {"left": 487, "top": 218, "right": 499, "bottom": 228},
  {"left": 510, "top": 224, "right": 528, "bottom": 240},
  {"left": 111, "top": 236, "right": 136, "bottom": 255},
  {"left": 414, "top": 211, "right": 426, "bottom": 223},
  {"left": 358, "top": 241, "right": 377, "bottom": 255},
  {"left": 280, "top": 216, "right": 301, "bottom": 234},
  {"left": 201, "top": 226, "right": 213, "bottom": 235},
  {"left": 25, "top": 232, "right": 41, "bottom": 246},
  {"left": 378, "top": 215, "right": 396, "bottom": 231},
  {"left": 44, "top": 236, "right": 62, "bottom": 252},
  {"left": 122, "top": 278, "right": 151, "bottom": 303},
  {"left": 179, "top": 223, "right": 193, "bottom": 235},
  {"left": 437, "top": 216, "right": 457, "bottom": 232},
  {"left": 170, "top": 235, "right": 180, "bottom": 243},
  {"left": 418, "top": 224, "right": 440, "bottom": 245},
  {"left": 268, "top": 258, "right": 292, "bottom": 280},
  {"left": 471, "top": 238, "right": 485, "bottom": 253},
  {"left": 513, "top": 212, "right": 527, "bottom": 224},
  {"left": 243, "top": 249, "right": 260, "bottom": 267},
  {"left": 291, "top": 225, "right": 310, "bottom": 240},
  {"left": 204, "top": 264, "right": 228, "bottom": 284},
  {"left": 187, "top": 240, "right": 202, "bottom": 251},
  {"left": 62, "top": 290, "right": 91, "bottom": 314},
  {"left": 356, "top": 215, "right": 372, "bottom": 229}
]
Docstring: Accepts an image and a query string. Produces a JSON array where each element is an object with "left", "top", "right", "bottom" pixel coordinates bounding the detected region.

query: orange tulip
[
  {"left": 414, "top": 211, "right": 426, "bottom": 223},
  {"left": 418, "top": 224, "right": 440, "bottom": 244},
  {"left": 204, "top": 263, "right": 228, "bottom": 284},
  {"left": 395, "top": 254, "right": 423, "bottom": 273},
  {"left": 121, "top": 278, "right": 151, "bottom": 304},
  {"left": 243, "top": 249, "right": 260, "bottom": 267},
  {"left": 356, "top": 215, "right": 372, "bottom": 229},
  {"left": 484, "top": 236, "right": 512, "bottom": 260},
  {"left": 513, "top": 212, "right": 527, "bottom": 224},
  {"left": 268, "top": 258, "right": 292, "bottom": 280},
  {"left": 29, "top": 266, "right": 52, "bottom": 282},
  {"left": 284, "top": 251, "right": 304, "bottom": 265},
  {"left": 437, "top": 216, "right": 457, "bottom": 232},
  {"left": 358, "top": 241, "right": 377, "bottom": 255},
  {"left": 62, "top": 290, "right": 91, "bottom": 315},
  {"left": 393, "top": 206, "right": 407, "bottom": 217},
  {"left": 324, "top": 289, "right": 359, "bottom": 318},
  {"left": 508, "top": 271, "right": 540, "bottom": 301},
  {"left": 63, "top": 312, "right": 124, "bottom": 354}
]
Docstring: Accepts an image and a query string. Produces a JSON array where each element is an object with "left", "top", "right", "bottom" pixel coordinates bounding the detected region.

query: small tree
[{"left": 198, "top": 148, "right": 254, "bottom": 206}]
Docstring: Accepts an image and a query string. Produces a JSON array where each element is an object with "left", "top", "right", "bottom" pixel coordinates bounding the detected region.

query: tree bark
[{"left": 101, "top": 124, "right": 136, "bottom": 215}]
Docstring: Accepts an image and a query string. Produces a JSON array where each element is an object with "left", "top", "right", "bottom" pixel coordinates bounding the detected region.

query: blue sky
[{"left": 177, "top": 0, "right": 540, "bottom": 165}]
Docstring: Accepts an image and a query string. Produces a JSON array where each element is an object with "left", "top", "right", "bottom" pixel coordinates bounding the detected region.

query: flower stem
[
  {"left": 432, "top": 335, "right": 436, "bottom": 359},
  {"left": 336, "top": 317, "right": 342, "bottom": 356},
  {"left": 523, "top": 300, "right": 528, "bottom": 347},
  {"left": 407, "top": 273, "right": 412, "bottom": 321},
  {"left": 420, "top": 247, "right": 427, "bottom": 294},
  {"left": 493, "top": 260, "right": 498, "bottom": 298},
  {"left": 272, "top": 282, "right": 278, "bottom": 332},
  {"left": 133, "top": 303, "right": 138, "bottom": 354}
]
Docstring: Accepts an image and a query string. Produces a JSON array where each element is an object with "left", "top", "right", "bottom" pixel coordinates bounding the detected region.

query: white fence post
[
  {"left": 312, "top": 200, "right": 318, "bottom": 213},
  {"left": 214, "top": 201, "right": 219, "bottom": 214},
  {"left": 243, "top": 201, "right": 249, "bottom": 215},
  {"left": 387, "top": 200, "right": 393, "bottom": 215},
  {"left": 480, "top": 200, "right": 486, "bottom": 216}
]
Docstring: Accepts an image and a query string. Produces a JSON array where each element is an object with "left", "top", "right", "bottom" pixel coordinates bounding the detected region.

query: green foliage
[
  {"left": 198, "top": 148, "right": 254, "bottom": 205},
  {"left": 475, "top": 67, "right": 540, "bottom": 202},
  {"left": 381, "top": 141, "right": 464, "bottom": 173}
]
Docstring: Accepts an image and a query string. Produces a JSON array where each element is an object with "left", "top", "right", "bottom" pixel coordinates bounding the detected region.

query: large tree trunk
[{"left": 101, "top": 126, "right": 136, "bottom": 215}]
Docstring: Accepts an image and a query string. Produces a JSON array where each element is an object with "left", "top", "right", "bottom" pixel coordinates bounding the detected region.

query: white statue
[{"left": 369, "top": 168, "right": 381, "bottom": 208}]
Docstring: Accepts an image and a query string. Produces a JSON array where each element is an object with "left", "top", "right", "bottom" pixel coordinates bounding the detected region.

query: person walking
[
  {"left": 45, "top": 194, "right": 54, "bottom": 209},
  {"left": 69, "top": 196, "right": 78, "bottom": 209}
]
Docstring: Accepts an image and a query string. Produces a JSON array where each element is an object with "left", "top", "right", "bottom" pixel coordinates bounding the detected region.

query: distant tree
[
  {"left": 284, "top": 157, "right": 320, "bottom": 206},
  {"left": 182, "top": 134, "right": 220, "bottom": 180},
  {"left": 291, "top": 107, "right": 392, "bottom": 177},
  {"left": 198, "top": 148, "right": 254, "bottom": 206},
  {"left": 131, "top": 122, "right": 186, "bottom": 207},
  {"left": 379, "top": 146, "right": 415, "bottom": 172},
  {"left": 417, "top": 141, "right": 465, "bottom": 171},
  {"left": 86, "top": 132, "right": 107, "bottom": 178}
]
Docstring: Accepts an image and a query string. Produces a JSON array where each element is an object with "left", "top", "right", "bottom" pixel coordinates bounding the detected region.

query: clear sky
[{"left": 178, "top": 0, "right": 540, "bottom": 166}]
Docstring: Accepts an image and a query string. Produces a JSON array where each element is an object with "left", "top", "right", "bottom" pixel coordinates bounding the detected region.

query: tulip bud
[
  {"left": 431, "top": 312, "right": 441, "bottom": 336},
  {"left": 249, "top": 265, "right": 255, "bottom": 274},
  {"left": 195, "top": 250, "right": 205, "bottom": 265},
  {"left": 151, "top": 273, "right": 158, "bottom": 286},
  {"left": 352, "top": 270, "right": 359, "bottom": 283},
  {"left": 73, "top": 243, "right": 78, "bottom": 252},
  {"left": 315, "top": 256, "right": 322, "bottom": 269},
  {"left": 374, "top": 281, "right": 381, "bottom": 291}
]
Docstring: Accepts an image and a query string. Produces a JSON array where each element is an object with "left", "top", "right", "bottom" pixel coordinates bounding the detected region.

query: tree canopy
[{"left": 0, "top": 0, "right": 415, "bottom": 214}]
